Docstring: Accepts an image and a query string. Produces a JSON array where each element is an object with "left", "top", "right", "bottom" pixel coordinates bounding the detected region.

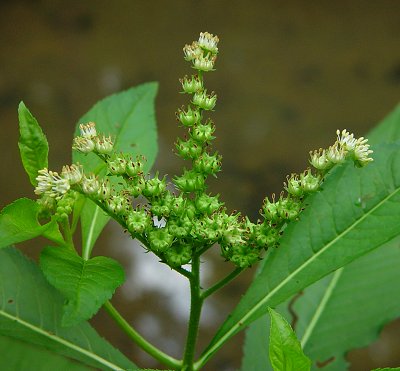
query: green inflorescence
[{"left": 33, "top": 32, "right": 373, "bottom": 269}]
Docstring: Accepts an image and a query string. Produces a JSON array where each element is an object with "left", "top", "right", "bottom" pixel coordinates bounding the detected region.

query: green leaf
[
  {"left": 0, "top": 335, "right": 93, "bottom": 371},
  {"left": 0, "top": 247, "right": 135, "bottom": 370},
  {"left": 268, "top": 308, "right": 311, "bottom": 371},
  {"left": 40, "top": 247, "right": 125, "bottom": 326},
  {"left": 243, "top": 104, "right": 400, "bottom": 371},
  {"left": 200, "top": 142, "right": 400, "bottom": 366},
  {"left": 18, "top": 101, "right": 49, "bottom": 186},
  {"left": 243, "top": 237, "right": 400, "bottom": 371},
  {"left": 72, "top": 82, "right": 158, "bottom": 257},
  {"left": 0, "top": 198, "right": 64, "bottom": 248}
]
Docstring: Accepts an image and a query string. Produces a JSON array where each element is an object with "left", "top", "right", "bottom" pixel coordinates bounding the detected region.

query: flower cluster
[{"left": 34, "top": 32, "right": 374, "bottom": 270}]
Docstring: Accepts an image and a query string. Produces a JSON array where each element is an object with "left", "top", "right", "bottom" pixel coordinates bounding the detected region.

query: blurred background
[{"left": 1, "top": 1, "right": 400, "bottom": 370}]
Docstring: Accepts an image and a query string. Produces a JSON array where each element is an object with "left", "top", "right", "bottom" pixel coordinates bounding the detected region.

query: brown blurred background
[{"left": 1, "top": 1, "right": 400, "bottom": 370}]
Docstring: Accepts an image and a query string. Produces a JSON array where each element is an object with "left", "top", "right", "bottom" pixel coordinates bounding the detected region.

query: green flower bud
[
  {"left": 126, "top": 209, "right": 151, "bottom": 235},
  {"left": 164, "top": 243, "right": 192, "bottom": 268},
  {"left": 195, "top": 193, "right": 223, "bottom": 214},
  {"left": 150, "top": 192, "right": 174, "bottom": 217},
  {"left": 94, "top": 135, "right": 114, "bottom": 154},
  {"left": 300, "top": 169, "right": 321, "bottom": 193},
  {"left": 97, "top": 180, "right": 112, "bottom": 200},
  {"left": 176, "top": 106, "right": 201, "bottom": 127},
  {"left": 126, "top": 157, "right": 145, "bottom": 177},
  {"left": 278, "top": 197, "right": 302, "bottom": 221},
  {"left": 285, "top": 174, "right": 304, "bottom": 198},
  {"left": 190, "top": 121, "right": 216, "bottom": 143},
  {"left": 168, "top": 218, "right": 192, "bottom": 239},
  {"left": 193, "top": 152, "right": 222, "bottom": 175},
  {"left": 180, "top": 75, "right": 203, "bottom": 94},
  {"left": 147, "top": 228, "right": 174, "bottom": 253},
  {"left": 106, "top": 194, "right": 129, "bottom": 215},
  {"left": 108, "top": 155, "right": 127, "bottom": 175},
  {"left": 143, "top": 174, "right": 167, "bottom": 198},
  {"left": 192, "top": 54, "right": 216, "bottom": 72},
  {"left": 129, "top": 176, "right": 146, "bottom": 197},
  {"left": 173, "top": 170, "right": 205, "bottom": 193},
  {"left": 309, "top": 148, "right": 332, "bottom": 171},
  {"left": 261, "top": 195, "right": 281, "bottom": 223},
  {"left": 175, "top": 137, "right": 203, "bottom": 159},
  {"left": 192, "top": 90, "right": 217, "bottom": 111},
  {"left": 169, "top": 194, "right": 187, "bottom": 217}
]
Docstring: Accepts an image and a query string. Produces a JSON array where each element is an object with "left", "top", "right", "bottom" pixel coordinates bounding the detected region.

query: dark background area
[{"left": 1, "top": 1, "right": 400, "bottom": 370}]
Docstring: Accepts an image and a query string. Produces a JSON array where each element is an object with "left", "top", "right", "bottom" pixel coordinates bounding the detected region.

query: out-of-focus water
[{"left": 1, "top": 1, "right": 400, "bottom": 370}]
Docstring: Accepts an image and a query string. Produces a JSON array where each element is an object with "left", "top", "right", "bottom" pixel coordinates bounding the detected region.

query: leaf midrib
[
  {"left": 0, "top": 309, "right": 123, "bottom": 371},
  {"left": 201, "top": 185, "right": 400, "bottom": 364}
]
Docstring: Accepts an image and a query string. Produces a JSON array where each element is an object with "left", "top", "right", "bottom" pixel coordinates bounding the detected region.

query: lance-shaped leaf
[
  {"left": 199, "top": 142, "right": 400, "bottom": 367},
  {"left": 0, "top": 198, "right": 63, "bottom": 248},
  {"left": 0, "top": 247, "right": 136, "bottom": 370},
  {"left": 72, "top": 82, "right": 158, "bottom": 257},
  {"left": 242, "top": 104, "right": 400, "bottom": 371},
  {"left": 40, "top": 247, "right": 125, "bottom": 326},
  {"left": 268, "top": 307, "right": 311, "bottom": 371},
  {"left": 18, "top": 101, "right": 49, "bottom": 186}
]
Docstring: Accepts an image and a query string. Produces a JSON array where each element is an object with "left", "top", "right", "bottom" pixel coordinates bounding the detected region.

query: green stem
[
  {"left": 201, "top": 267, "right": 244, "bottom": 299},
  {"left": 103, "top": 301, "right": 181, "bottom": 369},
  {"left": 182, "top": 254, "right": 203, "bottom": 370},
  {"left": 60, "top": 217, "right": 74, "bottom": 251}
]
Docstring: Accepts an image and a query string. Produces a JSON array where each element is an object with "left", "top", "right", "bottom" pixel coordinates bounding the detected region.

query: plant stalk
[
  {"left": 103, "top": 301, "right": 181, "bottom": 369},
  {"left": 182, "top": 254, "right": 203, "bottom": 370}
]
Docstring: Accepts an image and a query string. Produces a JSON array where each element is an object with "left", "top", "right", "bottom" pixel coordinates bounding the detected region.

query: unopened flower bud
[
  {"left": 190, "top": 121, "right": 216, "bottom": 143},
  {"left": 175, "top": 138, "right": 203, "bottom": 159},
  {"left": 108, "top": 155, "right": 127, "bottom": 175},
  {"left": 193, "top": 152, "right": 222, "bottom": 175},
  {"left": 176, "top": 106, "right": 201, "bottom": 127},
  {"left": 126, "top": 157, "right": 145, "bottom": 177},
  {"left": 126, "top": 209, "right": 151, "bottom": 235},
  {"left": 192, "top": 90, "right": 217, "bottom": 111},
  {"left": 195, "top": 193, "right": 223, "bottom": 214},
  {"left": 173, "top": 170, "right": 205, "bottom": 193},
  {"left": 148, "top": 228, "right": 174, "bottom": 253},
  {"left": 180, "top": 75, "right": 203, "bottom": 94},
  {"left": 143, "top": 174, "right": 167, "bottom": 198},
  {"left": 300, "top": 169, "right": 321, "bottom": 193},
  {"left": 285, "top": 174, "right": 303, "bottom": 197}
]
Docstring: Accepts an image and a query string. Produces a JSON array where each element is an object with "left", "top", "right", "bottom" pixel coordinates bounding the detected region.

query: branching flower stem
[
  {"left": 201, "top": 266, "right": 244, "bottom": 300},
  {"left": 103, "top": 301, "right": 182, "bottom": 369}
]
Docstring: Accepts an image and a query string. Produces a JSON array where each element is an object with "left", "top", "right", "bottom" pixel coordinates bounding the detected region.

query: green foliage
[
  {"left": 242, "top": 104, "right": 400, "bottom": 371},
  {"left": 0, "top": 247, "right": 136, "bottom": 370},
  {"left": 0, "top": 198, "right": 63, "bottom": 248},
  {"left": 268, "top": 307, "right": 311, "bottom": 371},
  {"left": 72, "top": 83, "right": 158, "bottom": 257},
  {"left": 40, "top": 246, "right": 125, "bottom": 326},
  {"left": 202, "top": 141, "right": 400, "bottom": 362},
  {"left": 18, "top": 101, "right": 49, "bottom": 186}
]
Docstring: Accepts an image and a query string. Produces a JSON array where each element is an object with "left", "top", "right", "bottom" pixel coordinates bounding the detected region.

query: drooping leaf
[
  {"left": 0, "top": 198, "right": 64, "bottom": 248},
  {"left": 40, "top": 247, "right": 125, "bottom": 326},
  {"left": 268, "top": 307, "right": 311, "bottom": 371},
  {"left": 0, "top": 335, "right": 93, "bottom": 371},
  {"left": 72, "top": 82, "right": 158, "bottom": 257},
  {"left": 242, "top": 104, "right": 400, "bottom": 371},
  {"left": 199, "top": 142, "right": 400, "bottom": 366},
  {"left": 18, "top": 101, "right": 49, "bottom": 186},
  {"left": 0, "top": 247, "right": 135, "bottom": 370}
]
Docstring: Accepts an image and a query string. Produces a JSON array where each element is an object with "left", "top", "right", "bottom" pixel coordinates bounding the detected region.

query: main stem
[{"left": 182, "top": 254, "right": 203, "bottom": 370}]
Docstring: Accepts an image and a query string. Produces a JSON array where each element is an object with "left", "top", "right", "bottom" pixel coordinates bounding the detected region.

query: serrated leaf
[
  {"left": 242, "top": 104, "right": 400, "bottom": 371},
  {"left": 268, "top": 307, "right": 311, "bottom": 371},
  {"left": 40, "top": 247, "right": 125, "bottom": 326},
  {"left": 72, "top": 82, "right": 158, "bottom": 257},
  {"left": 0, "top": 247, "right": 136, "bottom": 370},
  {"left": 200, "top": 142, "right": 400, "bottom": 366},
  {"left": 0, "top": 198, "right": 64, "bottom": 248},
  {"left": 18, "top": 101, "right": 49, "bottom": 186}
]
